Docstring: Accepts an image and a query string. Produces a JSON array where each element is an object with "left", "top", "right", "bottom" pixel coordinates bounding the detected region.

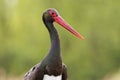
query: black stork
[{"left": 24, "top": 8, "right": 84, "bottom": 80}]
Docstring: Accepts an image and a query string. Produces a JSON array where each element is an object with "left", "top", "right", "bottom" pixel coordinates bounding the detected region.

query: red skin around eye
[
  {"left": 51, "top": 13, "right": 56, "bottom": 17},
  {"left": 49, "top": 10, "right": 57, "bottom": 17}
]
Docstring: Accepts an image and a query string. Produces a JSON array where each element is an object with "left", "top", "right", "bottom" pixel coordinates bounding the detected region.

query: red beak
[{"left": 54, "top": 16, "right": 85, "bottom": 40}]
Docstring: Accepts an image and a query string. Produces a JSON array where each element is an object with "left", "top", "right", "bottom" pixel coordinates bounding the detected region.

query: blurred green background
[{"left": 0, "top": 0, "right": 120, "bottom": 80}]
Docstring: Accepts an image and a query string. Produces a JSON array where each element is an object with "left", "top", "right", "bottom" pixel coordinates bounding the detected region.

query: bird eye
[
  {"left": 51, "top": 12, "right": 56, "bottom": 17},
  {"left": 52, "top": 12, "right": 55, "bottom": 15},
  {"left": 49, "top": 9, "right": 58, "bottom": 17}
]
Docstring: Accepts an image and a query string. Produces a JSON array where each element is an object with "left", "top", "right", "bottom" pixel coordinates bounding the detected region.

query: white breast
[{"left": 43, "top": 74, "right": 62, "bottom": 80}]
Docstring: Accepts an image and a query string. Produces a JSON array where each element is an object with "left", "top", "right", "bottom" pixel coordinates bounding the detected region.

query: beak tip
[{"left": 79, "top": 36, "right": 85, "bottom": 40}]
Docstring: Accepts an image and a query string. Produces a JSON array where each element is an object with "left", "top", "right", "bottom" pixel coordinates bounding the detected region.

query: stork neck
[{"left": 44, "top": 22, "right": 61, "bottom": 58}]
